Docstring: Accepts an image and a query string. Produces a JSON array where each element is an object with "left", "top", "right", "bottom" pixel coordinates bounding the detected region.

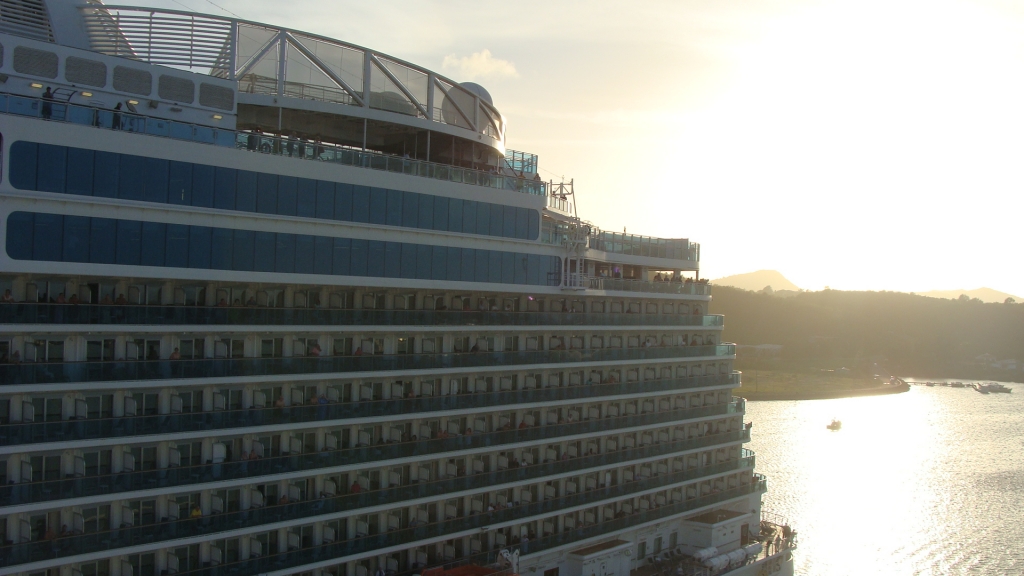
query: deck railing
[{"left": 0, "top": 92, "right": 544, "bottom": 196}]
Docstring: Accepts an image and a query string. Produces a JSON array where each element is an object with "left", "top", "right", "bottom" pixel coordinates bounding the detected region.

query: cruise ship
[{"left": 0, "top": 2, "right": 796, "bottom": 576}]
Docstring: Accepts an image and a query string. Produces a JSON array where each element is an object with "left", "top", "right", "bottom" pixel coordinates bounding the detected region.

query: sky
[{"left": 128, "top": 0, "right": 1024, "bottom": 296}]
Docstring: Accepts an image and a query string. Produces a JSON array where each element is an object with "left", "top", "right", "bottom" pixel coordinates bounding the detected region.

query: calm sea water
[{"left": 745, "top": 381, "right": 1024, "bottom": 575}]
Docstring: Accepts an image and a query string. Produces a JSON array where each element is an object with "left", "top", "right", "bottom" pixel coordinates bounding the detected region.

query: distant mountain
[
  {"left": 918, "top": 288, "right": 1021, "bottom": 304},
  {"left": 713, "top": 270, "right": 800, "bottom": 292}
]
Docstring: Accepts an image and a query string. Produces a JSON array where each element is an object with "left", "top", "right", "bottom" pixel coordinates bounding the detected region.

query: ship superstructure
[{"left": 0, "top": 2, "right": 794, "bottom": 576}]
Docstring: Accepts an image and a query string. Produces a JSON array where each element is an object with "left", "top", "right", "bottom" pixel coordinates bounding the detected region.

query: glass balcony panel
[
  {"left": 0, "top": 372, "right": 740, "bottom": 446},
  {"left": 0, "top": 446, "right": 754, "bottom": 568},
  {"left": 0, "top": 409, "right": 750, "bottom": 507},
  {"left": 0, "top": 345, "right": 734, "bottom": 386}
]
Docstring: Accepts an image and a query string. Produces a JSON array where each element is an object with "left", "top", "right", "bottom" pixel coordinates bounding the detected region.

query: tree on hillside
[{"left": 1006, "top": 297, "right": 1017, "bottom": 304}]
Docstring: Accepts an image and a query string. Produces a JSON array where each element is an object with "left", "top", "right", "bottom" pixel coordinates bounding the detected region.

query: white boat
[{"left": 0, "top": 2, "right": 792, "bottom": 576}]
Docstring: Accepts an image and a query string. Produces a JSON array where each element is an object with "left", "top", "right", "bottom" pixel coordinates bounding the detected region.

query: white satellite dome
[{"left": 459, "top": 82, "right": 493, "bottom": 106}]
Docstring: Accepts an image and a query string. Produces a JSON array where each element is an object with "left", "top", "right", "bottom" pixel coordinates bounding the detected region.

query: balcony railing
[
  {"left": 0, "top": 373, "right": 740, "bottom": 447},
  {"left": 118, "top": 476, "right": 766, "bottom": 576},
  {"left": 0, "top": 345, "right": 735, "bottom": 386},
  {"left": 0, "top": 455, "right": 756, "bottom": 568},
  {"left": 586, "top": 277, "right": 712, "bottom": 295},
  {"left": 0, "top": 93, "right": 545, "bottom": 197},
  {"left": 0, "top": 406, "right": 748, "bottom": 507},
  {"left": 0, "top": 302, "right": 725, "bottom": 328}
]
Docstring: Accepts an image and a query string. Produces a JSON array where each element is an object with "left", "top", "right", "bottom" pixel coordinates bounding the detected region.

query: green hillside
[{"left": 710, "top": 286, "right": 1024, "bottom": 380}]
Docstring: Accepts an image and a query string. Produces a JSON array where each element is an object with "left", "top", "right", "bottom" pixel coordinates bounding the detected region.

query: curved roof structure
[{"left": 11, "top": 0, "right": 506, "bottom": 150}]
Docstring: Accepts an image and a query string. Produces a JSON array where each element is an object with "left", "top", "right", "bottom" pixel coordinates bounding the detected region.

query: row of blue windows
[
  {"left": 5, "top": 212, "right": 562, "bottom": 286},
  {"left": 7, "top": 141, "right": 541, "bottom": 241}
]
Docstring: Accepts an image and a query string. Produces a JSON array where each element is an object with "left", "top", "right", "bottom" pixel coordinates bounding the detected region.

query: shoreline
[{"left": 742, "top": 382, "right": 910, "bottom": 402}]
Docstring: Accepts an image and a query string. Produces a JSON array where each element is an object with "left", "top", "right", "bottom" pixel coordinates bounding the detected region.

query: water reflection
[{"left": 746, "top": 383, "right": 1024, "bottom": 575}]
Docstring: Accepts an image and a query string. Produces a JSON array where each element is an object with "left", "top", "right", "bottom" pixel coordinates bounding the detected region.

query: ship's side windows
[
  {"left": 8, "top": 142, "right": 543, "bottom": 239},
  {"left": 6, "top": 212, "right": 562, "bottom": 286}
]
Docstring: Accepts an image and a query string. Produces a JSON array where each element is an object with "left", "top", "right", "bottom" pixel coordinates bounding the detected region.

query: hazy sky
[{"left": 129, "top": 0, "right": 1024, "bottom": 296}]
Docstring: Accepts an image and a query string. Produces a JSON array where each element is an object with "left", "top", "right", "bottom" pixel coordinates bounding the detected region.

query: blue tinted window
[
  {"left": 9, "top": 142, "right": 37, "bottom": 190},
  {"left": 115, "top": 220, "right": 142, "bottom": 265},
  {"left": 36, "top": 144, "right": 67, "bottom": 193},
  {"left": 314, "top": 236, "right": 333, "bottom": 274},
  {"left": 460, "top": 248, "right": 475, "bottom": 282},
  {"left": 140, "top": 222, "right": 166, "bottom": 266},
  {"left": 474, "top": 249, "right": 489, "bottom": 282},
  {"left": 254, "top": 232, "right": 276, "bottom": 272},
  {"left": 368, "top": 188, "right": 387, "bottom": 225},
  {"left": 448, "top": 199, "right": 463, "bottom": 233},
  {"left": 233, "top": 230, "right": 255, "bottom": 271},
  {"left": 490, "top": 251, "right": 503, "bottom": 283},
  {"left": 143, "top": 158, "right": 169, "bottom": 204},
  {"left": 366, "top": 240, "right": 385, "bottom": 277},
  {"left": 277, "top": 176, "right": 297, "bottom": 216},
  {"left": 515, "top": 208, "right": 529, "bottom": 240},
  {"left": 384, "top": 241, "right": 401, "bottom": 278},
  {"left": 191, "top": 164, "right": 214, "bottom": 207},
  {"left": 432, "top": 196, "right": 449, "bottom": 231},
  {"left": 296, "top": 179, "right": 316, "bottom": 218},
  {"left": 505, "top": 252, "right": 519, "bottom": 284},
  {"left": 165, "top": 224, "right": 189, "bottom": 268},
  {"left": 415, "top": 244, "right": 432, "bottom": 280},
  {"left": 316, "top": 181, "right": 336, "bottom": 219},
  {"left": 33, "top": 213, "right": 63, "bottom": 261},
  {"left": 66, "top": 148, "right": 95, "bottom": 196},
  {"left": 6, "top": 212, "right": 34, "bottom": 260},
  {"left": 93, "top": 151, "right": 120, "bottom": 198},
  {"left": 295, "top": 235, "right": 315, "bottom": 274},
  {"left": 168, "top": 161, "right": 192, "bottom": 205},
  {"left": 400, "top": 243, "right": 416, "bottom": 279},
  {"left": 487, "top": 202, "right": 503, "bottom": 236},
  {"left": 210, "top": 228, "right": 233, "bottom": 270},
  {"left": 513, "top": 253, "right": 527, "bottom": 284},
  {"left": 235, "top": 170, "right": 257, "bottom": 212},
  {"left": 418, "top": 194, "right": 434, "bottom": 230},
  {"left": 89, "top": 218, "right": 117, "bottom": 264},
  {"left": 213, "top": 167, "right": 237, "bottom": 210},
  {"left": 118, "top": 154, "right": 145, "bottom": 201},
  {"left": 475, "top": 203, "right": 490, "bottom": 235},
  {"left": 446, "top": 247, "right": 462, "bottom": 281},
  {"left": 333, "top": 238, "right": 351, "bottom": 275},
  {"left": 188, "top": 226, "right": 213, "bottom": 269},
  {"left": 462, "top": 201, "right": 477, "bottom": 235},
  {"left": 63, "top": 216, "right": 91, "bottom": 263},
  {"left": 401, "top": 192, "right": 419, "bottom": 228},
  {"left": 350, "top": 239, "right": 368, "bottom": 276},
  {"left": 334, "top": 183, "right": 352, "bottom": 221},
  {"left": 352, "top": 186, "right": 370, "bottom": 223},
  {"left": 275, "top": 234, "right": 295, "bottom": 273},
  {"left": 548, "top": 256, "right": 561, "bottom": 285},
  {"left": 527, "top": 210, "right": 540, "bottom": 240},
  {"left": 431, "top": 246, "right": 447, "bottom": 280},
  {"left": 385, "top": 189, "right": 403, "bottom": 226},
  {"left": 256, "top": 173, "right": 278, "bottom": 214},
  {"left": 527, "top": 254, "right": 541, "bottom": 285}
]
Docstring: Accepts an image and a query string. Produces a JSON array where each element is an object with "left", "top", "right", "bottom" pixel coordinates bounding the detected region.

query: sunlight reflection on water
[{"left": 745, "top": 383, "right": 1024, "bottom": 575}]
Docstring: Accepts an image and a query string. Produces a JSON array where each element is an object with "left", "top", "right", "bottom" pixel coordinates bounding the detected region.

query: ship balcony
[
  {"left": 0, "top": 455, "right": 757, "bottom": 569},
  {"left": 25, "top": 475, "right": 765, "bottom": 576},
  {"left": 0, "top": 92, "right": 544, "bottom": 197},
  {"left": 0, "top": 302, "right": 725, "bottom": 329},
  {"left": 0, "top": 344, "right": 736, "bottom": 387},
  {"left": 0, "top": 406, "right": 750, "bottom": 508},
  {"left": 584, "top": 277, "right": 711, "bottom": 295},
  {"left": 0, "top": 373, "right": 739, "bottom": 448}
]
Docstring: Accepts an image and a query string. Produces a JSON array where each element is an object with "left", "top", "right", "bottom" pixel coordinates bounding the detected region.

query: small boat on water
[
  {"left": 827, "top": 419, "right": 842, "bottom": 431},
  {"left": 981, "top": 383, "right": 1012, "bottom": 394}
]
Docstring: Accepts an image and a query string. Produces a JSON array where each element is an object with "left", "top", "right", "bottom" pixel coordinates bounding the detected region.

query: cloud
[{"left": 442, "top": 49, "right": 519, "bottom": 81}]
